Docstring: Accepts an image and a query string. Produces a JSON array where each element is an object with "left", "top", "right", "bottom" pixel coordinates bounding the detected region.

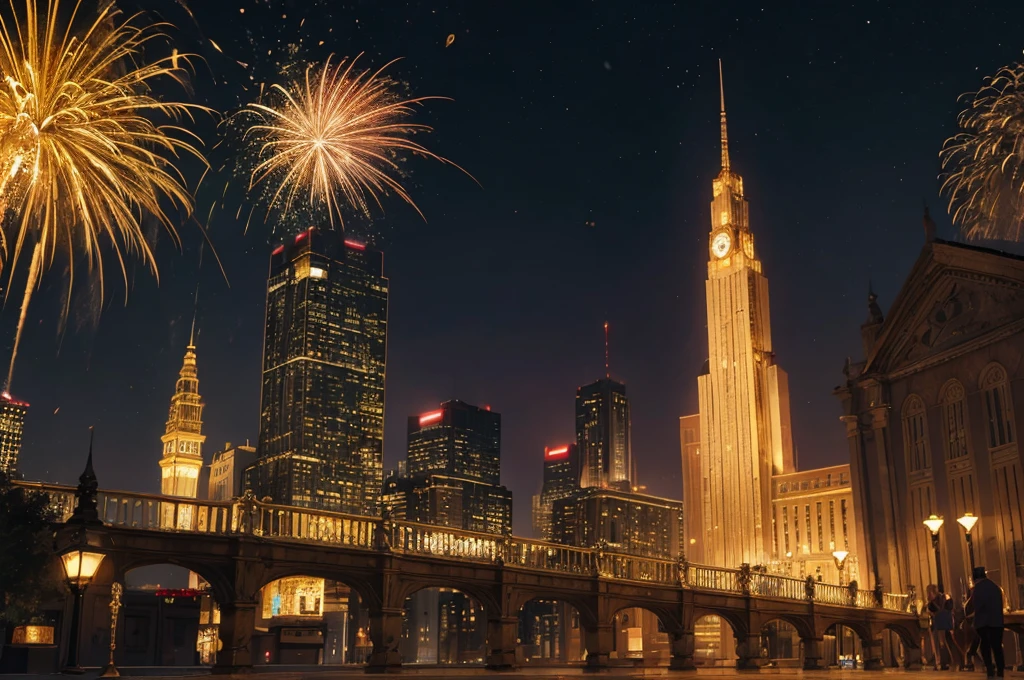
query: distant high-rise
[
  {"left": 407, "top": 400, "right": 500, "bottom": 484},
  {"left": 531, "top": 444, "right": 581, "bottom": 539},
  {"left": 207, "top": 441, "right": 258, "bottom": 501},
  {"left": 576, "top": 378, "right": 632, "bottom": 490},
  {"left": 0, "top": 392, "right": 28, "bottom": 475},
  {"left": 248, "top": 228, "right": 388, "bottom": 514},
  {"left": 551, "top": 487, "right": 683, "bottom": 560},
  {"left": 384, "top": 400, "right": 511, "bottom": 534},
  {"left": 159, "top": 339, "right": 206, "bottom": 498}
]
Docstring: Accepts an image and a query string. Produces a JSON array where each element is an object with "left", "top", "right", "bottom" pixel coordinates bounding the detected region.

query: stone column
[
  {"left": 582, "top": 624, "right": 613, "bottom": 671},
  {"left": 485, "top": 617, "right": 519, "bottom": 670},
  {"left": 366, "top": 608, "right": 403, "bottom": 673},
  {"left": 668, "top": 629, "right": 696, "bottom": 671},
  {"left": 863, "top": 636, "right": 885, "bottom": 670},
  {"left": 733, "top": 635, "right": 760, "bottom": 670},
  {"left": 213, "top": 601, "right": 256, "bottom": 673},
  {"left": 801, "top": 637, "right": 824, "bottom": 670}
]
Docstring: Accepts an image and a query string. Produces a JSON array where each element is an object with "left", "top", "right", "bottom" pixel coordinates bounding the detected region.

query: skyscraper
[
  {"left": 248, "top": 228, "right": 388, "bottom": 514},
  {"left": 576, "top": 378, "right": 632, "bottom": 490},
  {"left": 0, "top": 391, "right": 28, "bottom": 475},
  {"left": 159, "top": 337, "right": 206, "bottom": 498},
  {"left": 691, "top": 65, "right": 795, "bottom": 568},
  {"left": 407, "top": 400, "right": 500, "bottom": 484},
  {"left": 384, "top": 400, "right": 512, "bottom": 534},
  {"left": 532, "top": 444, "right": 581, "bottom": 539}
]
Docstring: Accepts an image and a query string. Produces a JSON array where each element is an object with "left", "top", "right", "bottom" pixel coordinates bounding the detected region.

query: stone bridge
[{"left": 24, "top": 471, "right": 922, "bottom": 673}]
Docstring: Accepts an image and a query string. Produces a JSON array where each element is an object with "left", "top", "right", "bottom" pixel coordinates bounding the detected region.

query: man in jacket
[{"left": 970, "top": 566, "right": 1005, "bottom": 678}]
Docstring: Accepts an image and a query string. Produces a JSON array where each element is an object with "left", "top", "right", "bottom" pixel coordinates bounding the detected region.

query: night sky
[{"left": 10, "top": 1, "right": 1024, "bottom": 537}]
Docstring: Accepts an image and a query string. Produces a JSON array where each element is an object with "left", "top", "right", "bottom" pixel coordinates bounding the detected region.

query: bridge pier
[
  {"left": 213, "top": 601, "right": 256, "bottom": 673},
  {"left": 903, "top": 644, "right": 923, "bottom": 671},
  {"left": 366, "top": 608, "right": 404, "bottom": 673},
  {"left": 485, "top": 617, "right": 519, "bottom": 670},
  {"left": 733, "top": 635, "right": 761, "bottom": 671},
  {"left": 582, "top": 624, "right": 613, "bottom": 671},
  {"left": 802, "top": 637, "right": 825, "bottom": 670},
  {"left": 668, "top": 629, "right": 697, "bottom": 671},
  {"left": 862, "top": 636, "right": 884, "bottom": 670}
]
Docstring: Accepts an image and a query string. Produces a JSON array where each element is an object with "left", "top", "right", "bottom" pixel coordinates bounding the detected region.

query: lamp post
[
  {"left": 957, "top": 512, "right": 979, "bottom": 573},
  {"left": 923, "top": 514, "right": 945, "bottom": 592},
  {"left": 100, "top": 583, "right": 123, "bottom": 677},
  {"left": 60, "top": 549, "right": 106, "bottom": 673},
  {"left": 832, "top": 550, "right": 850, "bottom": 587}
]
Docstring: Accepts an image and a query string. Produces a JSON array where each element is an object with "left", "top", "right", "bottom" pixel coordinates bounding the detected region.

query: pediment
[{"left": 865, "top": 242, "right": 1024, "bottom": 377}]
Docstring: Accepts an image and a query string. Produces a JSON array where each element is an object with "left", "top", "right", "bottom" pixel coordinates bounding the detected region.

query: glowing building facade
[
  {"left": 248, "top": 229, "right": 388, "bottom": 514},
  {"left": 532, "top": 444, "right": 582, "bottom": 539},
  {"left": 552, "top": 487, "right": 683, "bottom": 559},
  {"left": 689, "top": 68, "right": 796, "bottom": 568},
  {"left": 0, "top": 392, "right": 28, "bottom": 475},
  {"left": 159, "top": 338, "right": 206, "bottom": 498},
  {"left": 576, "top": 378, "right": 632, "bottom": 490}
]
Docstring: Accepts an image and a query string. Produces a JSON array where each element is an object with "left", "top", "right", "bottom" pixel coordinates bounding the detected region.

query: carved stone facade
[{"left": 836, "top": 238, "right": 1024, "bottom": 608}]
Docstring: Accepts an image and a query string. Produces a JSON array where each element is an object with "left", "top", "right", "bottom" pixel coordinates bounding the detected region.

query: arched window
[
  {"left": 902, "top": 395, "right": 930, "bottom": 472},
  {"left": 941, "top": 380, "right": 970, "bottom": 460},
  {"left": 981, "top": 364, "right": 1015, "bottom": 449}
]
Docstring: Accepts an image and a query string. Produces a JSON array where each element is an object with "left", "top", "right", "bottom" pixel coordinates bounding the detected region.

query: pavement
[{"left": 2, "top": 669, "right": 1024, "bottom": 680}]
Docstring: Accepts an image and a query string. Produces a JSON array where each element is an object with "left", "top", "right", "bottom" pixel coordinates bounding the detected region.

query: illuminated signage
[
  {"left": 545, "top": 445, "right": 569, "bottom": 460},
  {"left": 418, "top": 410, "right": 444, "bottom": 426}
]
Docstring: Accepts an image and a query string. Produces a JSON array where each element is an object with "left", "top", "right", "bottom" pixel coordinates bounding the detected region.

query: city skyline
[{"left": 6, "top": 3, "right": 1024, "bottom": 537}]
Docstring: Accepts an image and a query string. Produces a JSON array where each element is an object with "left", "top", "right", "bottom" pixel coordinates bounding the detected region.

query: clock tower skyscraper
[{"left": 694, "top": 64, "right": 795, "bottom": 568}]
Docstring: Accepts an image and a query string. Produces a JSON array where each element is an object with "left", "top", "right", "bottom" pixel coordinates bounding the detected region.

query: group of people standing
[{"left": 928, "top": 566, "right": 1006, "bottom": 677}]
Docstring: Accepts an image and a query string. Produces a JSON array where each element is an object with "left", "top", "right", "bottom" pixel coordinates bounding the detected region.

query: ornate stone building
[
  {"left": 158, "top": 329, "right": 206, "bottom": 500},
  {"left": 836, "top": 222, "right": 1024, "bottom": 608}
]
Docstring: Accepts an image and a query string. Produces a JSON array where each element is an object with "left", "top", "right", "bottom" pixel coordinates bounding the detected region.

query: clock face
[{"left": 711, "top": 231, "right": 732, "bottom": 259}]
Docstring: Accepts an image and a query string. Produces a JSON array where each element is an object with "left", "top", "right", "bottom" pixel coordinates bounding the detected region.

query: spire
[
  {"left": 604, "top": 321, "right": 610, "bottom": 378},
  {"left": 923, "top": 203, "right": 937, "bottom": 243},
  {"left": 719, "top": 59, "right": 730, "bottom": 174},
  {"left": 866, "top": 282, "right": 884, "bottom": 325}
]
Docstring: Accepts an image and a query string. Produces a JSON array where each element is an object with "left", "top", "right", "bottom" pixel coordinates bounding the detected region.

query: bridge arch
[
  {"left": 509, "top": 589, "right": 599, "bottom": 629},
  {"left": 114, "top": 555, "right": 233, "bottom": 604},
  {"left": 255, "top": 566, "right": 380, "bottom": 611},
  {"left": 391, "top": 577, "right": 500, "bottom": 615},
  {"left": 399, "top": 584, "right": 489, "bottom": 665},
  {"left": 517, "top": 596, "right": 586, "bottom": 662},
  {"left": 690, "top": 610, "right": 743, "bottom": 667},
  {"left": 758, "top": 617, "right": 805, "bottom": 665}
]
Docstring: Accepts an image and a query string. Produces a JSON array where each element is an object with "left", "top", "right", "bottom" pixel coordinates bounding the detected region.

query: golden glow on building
[
  {"left": 692, "top": 64, "right": 796, "bottom": 568},
  {"left": 159, "top": 336, "right": 206, "bottom": 501},
  {"left": 261, "top": 577, "right": 326, "bottom": 618}
]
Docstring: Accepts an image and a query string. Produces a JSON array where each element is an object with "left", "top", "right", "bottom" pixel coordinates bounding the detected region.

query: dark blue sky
[{"left": 10, "top": 0, "right": 1024, "bottom": 536}]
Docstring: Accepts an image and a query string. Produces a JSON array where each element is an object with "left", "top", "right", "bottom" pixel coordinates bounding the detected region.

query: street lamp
[
  {"left": 832, "top": 549, "right": 850, "bottom": 586},
  {"left": 923, "top": 514, "right": 945, "bottom": 592},
  {"left": 957, "top": 513, "right": 979, "bottom": 573},
  {"left": 60, "top": 549, "right": 106, "bottom": 673}
]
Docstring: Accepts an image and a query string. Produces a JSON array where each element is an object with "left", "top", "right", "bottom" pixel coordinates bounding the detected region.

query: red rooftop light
[
  {"left": 545, "top": 445, "right": 569, "bottom": 460},
  {"left": 344, "top": 239, "right": 366, "bottom": 251},
  {"left": 0, "top": 392, "right": 28, "bottom": 407},
  {"left": 418, "top": 410, "right": 443, "bottom": 427},
  {"left": 294, "top": 227, "right": 313, "bottom": 244},
  {"left": 271, "top": 245, "right": 285, "bottom": 256}
]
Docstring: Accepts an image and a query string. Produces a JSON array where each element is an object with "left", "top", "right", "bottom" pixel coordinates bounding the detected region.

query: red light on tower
[
  {"left": 294, "top": 227, "right": 313, "bottom": 244},
  {"left": 545, "top": 445, "right": 570, "bottom": 460},
  {"left": 271, "top": 245, "right": 285, "bottom": 256},
  {"left": 344, "top": 239, "right": 366, "bottom": 251},
  {"left": 418, "top": 410, "right": 444, "bottom": 427}
]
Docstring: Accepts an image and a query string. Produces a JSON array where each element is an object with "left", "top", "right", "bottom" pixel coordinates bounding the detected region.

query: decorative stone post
[
  {"left": 100, "top": 583, "right": 122, "bottom": 677},
  {"left": 733, "top": 634, "right": 760, "bottom": 670}
]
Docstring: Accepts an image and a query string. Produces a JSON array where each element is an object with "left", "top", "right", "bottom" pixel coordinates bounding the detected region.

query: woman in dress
[{"left": 926, "top": 584, "right": 964, "bottom": 670}]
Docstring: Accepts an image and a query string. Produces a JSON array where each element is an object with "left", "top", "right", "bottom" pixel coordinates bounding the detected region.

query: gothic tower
[
  {"left": 696, "top": 63, "right": 795, "bottom": 567},
  {"left": 159, "top": 327, "right": 206, "bottom": 498}
]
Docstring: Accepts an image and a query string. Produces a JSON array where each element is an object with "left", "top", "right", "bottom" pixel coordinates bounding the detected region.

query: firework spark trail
[
  {"left": 941, "top": 64, "right": 1024, "bottom": 242},
  {"left": 0, "top": 0, "right": 210, "bottom": 389},
  {"left": 241, "top": 53, "right": 470, "bottom": 230}
]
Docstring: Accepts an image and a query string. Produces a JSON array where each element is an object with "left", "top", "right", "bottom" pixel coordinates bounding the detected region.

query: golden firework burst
[
  {"left": 940, "top": 64, "right": 1024, "bottom": 242},
  {"left": 243, "top": 53, "right": 465, "bottom": 228},
  {"left": 0, "top": 0, "right": 208, "bottom": 387}
]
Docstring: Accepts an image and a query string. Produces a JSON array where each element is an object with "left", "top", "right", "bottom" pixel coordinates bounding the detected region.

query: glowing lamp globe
[
  {"left": 957, "top": 513, "right": 979, "bottom": 534},
  {"left": 60, "top": 549, "right": 105, "bottom": 586},
  {"left": 832, "top": 550, "right": 850, "bottom": 566},
  {"left": 923, "top": 515, "right": 945, "bottom": 535}
]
